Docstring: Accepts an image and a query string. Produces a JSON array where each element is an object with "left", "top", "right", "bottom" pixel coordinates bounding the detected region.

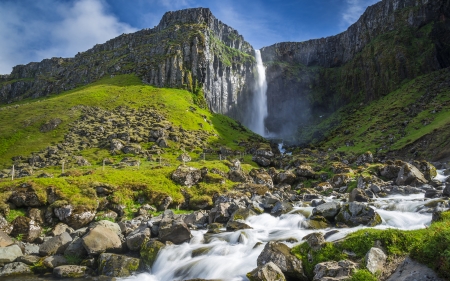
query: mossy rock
[{"left": 140, "top": 239, "right": 165, "bottom": 270}]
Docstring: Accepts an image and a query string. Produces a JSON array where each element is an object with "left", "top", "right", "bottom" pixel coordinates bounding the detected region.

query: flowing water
[
  {"left": 123, "top": 193, "right": 434, "bottom": 281},
  {"left": 247, "top": 50, "right": 268, "bottom": 137}
]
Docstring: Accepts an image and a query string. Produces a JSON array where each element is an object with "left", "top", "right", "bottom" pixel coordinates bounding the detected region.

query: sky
[{"left": 0, "top": 0, "right": 379, "bottom": 74}]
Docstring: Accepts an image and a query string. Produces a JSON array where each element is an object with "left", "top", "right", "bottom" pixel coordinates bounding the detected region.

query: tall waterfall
[{"left": 248, "top": 50, "right": 268, "bottom": 136}]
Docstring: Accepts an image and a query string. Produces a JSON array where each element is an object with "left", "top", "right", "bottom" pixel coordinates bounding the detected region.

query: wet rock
[
  {"left": 349, "top": 188, "right": 370, "bottom": 202},
  {"left": 312, "top": 202, "right": 341, "bottom": 220},
  {"left": 335, "top": 202, "right": 382, "bottom": 227},
  {"left": 158, "top": 219, "right": 192, "bottom": 244},
  {"left": 443, "top": 184, "right": 450, "bottom": 197},
  {"left": 302, "top": 216, "right": 331, "bottom": 230},
  {"left": 140, "top": 240, "right": 165, "bottom": 269},
  {"left": 396, "top": 163, "right": 427, "bottom": 187},
  {"left": 206, "top": 223, "right": 223, "bottom": 234},
  {"left": 365, "top": 247, "right": 386, "bottom": 274},
  {"left": 0, "top": 262, "right": 31, "bottom": 277},
  {"left": 0, "top": 244, "right": 23, "bottom": 263},
  {"left": 226, "top": 221, "right": 252, "bottom": 231},
  {"left": 271, "top": 201, "right": 293, "bottom": 217},
  {"left": 53, "top": 265, "right": 90, "bottom": 278},
  {"left": 98, "top": 253, "right": 140, "bottom": 277},
  {"left": 82, "top": 225, "right": 122, "bottom": 255},
  {"left": 257, "top": 241, "right": 307, "bottom": 280},
  {"left": 247, "top": 261, "right": 286, "bottom": 281},
  {"left": 417, "top": 161, "right": 438, "bottom": 181},
  {"left": 209, "top": 203, "right": 231, "bottom": 224},
  {"left": 43, "top": 255, "right": 68, "bottom": 269},
  {"left": 171, "top": 165, "right": 202, "bottom": 187},
  {"left": 425, "top": 189, "right": 441, "bottom": 198},
  {"left": 0, "top": 230, "right": 14, "bottom": 247},
  {"left": 313, "top": 260, "right": 357, "bottom": 281},
  {"left": 303, "top": 232, "right": 325, "bottom": 250},
  {"left": 39, "top": 232, "right": 72, "bottom": 256}
]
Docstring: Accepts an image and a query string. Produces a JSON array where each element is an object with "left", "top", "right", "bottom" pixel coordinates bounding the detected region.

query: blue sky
[{"left": 0, "top": 0, "right": 379, "bottom": 74}]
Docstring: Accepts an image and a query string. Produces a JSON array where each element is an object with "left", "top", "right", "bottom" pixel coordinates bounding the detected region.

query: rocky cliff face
[
  {"left": 0, "top": 8, "right": 256, "bottom": 120},
  {"left": 260, "top": 0, "right": 450, "bottom": 139}
]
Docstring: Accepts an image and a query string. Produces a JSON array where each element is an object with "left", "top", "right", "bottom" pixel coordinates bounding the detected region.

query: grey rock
[
  {"left": 257, "top": 241, "right": 307, "bottom": 280},
  {"left": 0, "top": 244, "right": 23, "bottom": 263},
  {"left": 98, "top": 253, "right": 140, "bottom": 277},
  {"left": 64, "top": 237, "right": 88, "bottom": 260},
  {"left": 335, "top": 202, "right": 382, "bottom": 227},
  {"left": 89, "top": 220, "right": 122, "bottom": 236},
  {"left": 365, "top": 247, "right": 386, "bottom": 274},
  {"left": 386, "top": 257, "right": 444, "bottom": 281},
  {"left": 39, "top": 232, "right": 72, "bottom": 256},
  {"left": 0, "top": 230, "right": 13, "bottom": 247},
  {"left": 312, "top": 202, "right": 341, "bottom": 220},
  {"left": 247, "top": 262, "right": 286, "bottom": 281},
  {"left": 0, "top": 262, "right": 31, "bottom": 276},
  {"left": 171, "top": 165, "right": 202, "bottom": 187},
  {"left": 126, "top": 224, "right": 151, "bottom": 251},
  {"left": 271, "top": 201, "right": 293, "bottom": 217},
  {"left": 43, "top": 255, "right": 68, "bottom": 269},
  {"left": 51, "top": 223, "right": 74, "bottom": 236},
  {"left": 82, "top": 225, "right": 122, "bottom": 255},
  {"left": 158, "top": 219, "right": 191, "bottom": 244},
  {"left": 313, "top": 260, "right": 357, "bottom": 281},
  {"left": 396, "top": 163, "right": 428, "bottom": 187},
  {"left": 16, "top": 255, "right": 41, "bottom": 265},
  {"left": 53, "top": 265, "right": 89, "bottom": 278},
  {"left": 349, "top": 188, "right": 370, "bottom": 202}
]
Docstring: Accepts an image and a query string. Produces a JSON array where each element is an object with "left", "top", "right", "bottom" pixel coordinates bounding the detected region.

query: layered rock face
[
  {"left": 260, "top": 0, "right": 450, "bottom": 138},
  {"left": 0, "top": 8, "right": 255, "bottom": 120}
]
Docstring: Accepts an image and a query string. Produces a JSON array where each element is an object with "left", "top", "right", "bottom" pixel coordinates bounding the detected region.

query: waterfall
[{"left": 248, "top": 50, "right": 268, "bottom": 136}]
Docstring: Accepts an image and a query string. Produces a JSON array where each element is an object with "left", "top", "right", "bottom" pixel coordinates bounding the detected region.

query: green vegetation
[
  {"left": 292, "top": 211, "right": 450, "bottom": 279},
  {"left": 6, "top": 208, "right": 26, "bottom": 223},
  {"left": 0, "top": 74, "right": 261, "bottom": 217}
]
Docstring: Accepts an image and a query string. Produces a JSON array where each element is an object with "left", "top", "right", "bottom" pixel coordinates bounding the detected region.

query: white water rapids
[
  {"left": 123, "top": 193, "right": 437, "bottom": 281},
  {"left": 247, "top": 50, "right": 268, "bottom": 137}
]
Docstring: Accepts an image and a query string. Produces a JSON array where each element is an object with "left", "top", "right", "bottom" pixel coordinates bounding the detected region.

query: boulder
[
  {"left": 39, "top": 232, "right": 72, "bottom": 256},
  {"left": 0, "top": 230, "right": 14, "bottom": 247},
  {"left": 356, "top": 151, "right": 373, "bottom": 165},
  {"left": 16, "top": 255, "right": 41, "bottom": 265},
  {"left": 158, "top": 220, "right": 191, "bottom": 244},
  {"left": 418, "top": 161, "right": 438, "bottom": 181},
  {"left": 10, "top": 216, "right": 41, "bottom": 243},
  {"left": 386, "top": 257, "right": 444, "bottom": 281},
  {"left": 64, "top": 237, "right": 88, "bottom": 260},
  {"left": 171, "top": 166, "right": 202, "bottom": 187},
  {"left": 53, "top": 265, "right": 89, "bottom": 278},
  {"left": 349, "top": 188, "right": 370, "bottom": 202},
  {"left": 82, "top": 225, "right": 122, "bottom": 255},
  {"left": 335, "top": 202, "right": 382, "bottom": 227},
  {"left": 51, "top": 223, "right": 73, "bottom": 236},
  {"left": 140, "top": 240, "right": 165, "bottom": 269},
  {"left": 247, "top": 262, "right": 286, "bottom": 281},
  {"left": 274, "top": 170, "right": 296, "bottom": 185},
  {"left": 228, "top": 169, "right": 249, "bottom": 183},
  {"left": 9, "top": 189, "right": 44, "bottom": 207},
  {"left": 98, "top": 253, "right": 140, "bottom": 277},
  {"left": 312, "top": 202, "right": 341, "bottom": 220},
  {"left": 158, "top": 196, "right": 173, "bottom": 211},
  {"left": 257, "top": 241, "right": 307, "bottom": 280},
  {"left": 303, "top": 232, "right": 325, "bottom": 251},
  {"left": 126, "top": 224, "right": 151, "bottom": 251},
  {"left": 226, "top": 221, "right": 252, "bottom": 231},
  {"left": 296, "top": 165, "right": 315, "bottom": 178},
  {"left": 365, "top": 247, "right": 386, "bottom": 274},
  {"left": 396, "top": 163, "right": 427, "bottom": 186},
  {"left": 0, "top": 244, "right": 23, "bottom": 263},
  {"left": 184, "top": 210, "right": 208, "bottom": 227},
  {"left": 0, "top": 215, "right": 11, "bottom": 234},
  {"left": 43, "top": 255, "right": 68, "bottom": 269},
  {"left": 209, "top": 203, "right": 231, "bottom": 224},
  {"left": 331, "top": 174, "right": 350, "bottom": 188},
  {"left": 271, "top": 201, "right": 293, "bottom": 217},
  {"left": 313, "top": 260, "right": 357, "bottom": 281},
  {"left": 250, "top": 169, "right": 274, "bottom": 188},
  {"left": 0, "top": 262, "right": 31, "bottom": 277},
  {"left": 443, "top": 184, "right": 450, "bottom": 197},
  {"left": 379, "top": 164, "right": 401, "bottom": 180},
  {"left": 89, "top": 220, "right": 122, "bottom": 236},
  {"left": 252, "top": 156, "right": 271, "bottom": 167}
]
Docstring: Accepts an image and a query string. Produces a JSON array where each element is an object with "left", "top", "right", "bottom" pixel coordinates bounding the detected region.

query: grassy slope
[
  {"left": 304, "top": 68, "right": 450, "bottom": 159},
  {"left": 0, "top": 74, "right": 259, "bottom": 217}
]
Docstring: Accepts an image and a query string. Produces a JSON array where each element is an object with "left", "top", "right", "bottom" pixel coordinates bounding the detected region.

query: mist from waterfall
[{"left": 247, "top": 50, "right": 268, "bottom": 137}]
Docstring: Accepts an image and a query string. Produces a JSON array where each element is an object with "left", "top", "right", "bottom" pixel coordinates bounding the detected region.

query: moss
[
  {"left": 350, "top": 269, "right": 377, "bottom": 281},
  {"left": 5, "top": 208, "right": 26, "bottom": 223},
  {"left": 140, "top": 240, "right": 165, "bottom": 269}
]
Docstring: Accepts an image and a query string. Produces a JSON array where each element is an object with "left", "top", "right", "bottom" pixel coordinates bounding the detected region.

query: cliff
[
  {"left": 0, "top": 8, "right": 256, "bottom": 120},
  {"left": 260, "top": 0, "right": 450, "bottom": 140}
]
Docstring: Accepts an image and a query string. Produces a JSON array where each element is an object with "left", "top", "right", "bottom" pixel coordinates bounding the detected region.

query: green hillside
[{"left": 0, "top": 74, "right": 262, "bottom": 218}]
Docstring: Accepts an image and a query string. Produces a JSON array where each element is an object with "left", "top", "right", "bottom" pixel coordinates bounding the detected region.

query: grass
[
  {"left": 6, "top": 208, "right": 26, "bottom": 222},
  {"left": 0, "top": 74, "right": 262, "bottom": 217}
]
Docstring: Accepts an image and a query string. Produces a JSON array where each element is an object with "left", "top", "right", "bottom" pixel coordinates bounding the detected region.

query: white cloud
[
  {"left": 341, "top": 0, "right": 379, "bottom": 26},
  {"left": 0, "top": 0, "right": 137, "bottom": 74}
]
